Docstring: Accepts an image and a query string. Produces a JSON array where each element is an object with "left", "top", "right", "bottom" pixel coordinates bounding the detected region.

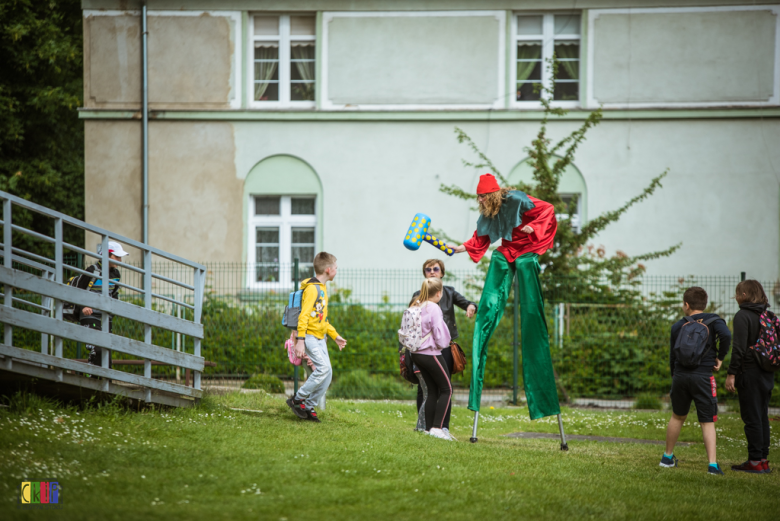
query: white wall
[{"left": 233, "top": 118, "right": 780, "bottom": 279}]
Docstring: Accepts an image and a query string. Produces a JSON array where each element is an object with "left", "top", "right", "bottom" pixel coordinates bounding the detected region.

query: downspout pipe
[{"left": 142, "top": 2, "right": 149, "bottom": 244}]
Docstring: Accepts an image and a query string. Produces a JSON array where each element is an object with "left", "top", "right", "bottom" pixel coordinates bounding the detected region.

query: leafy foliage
[
  {"left": 0, "top": 0, "right": 84, "bottom": 255},
  {"left": 242, "top": 373, "right": 285, "bottom": 393},
  {"left": 440, "top": 58, "right": 680, "bottom": 292}
]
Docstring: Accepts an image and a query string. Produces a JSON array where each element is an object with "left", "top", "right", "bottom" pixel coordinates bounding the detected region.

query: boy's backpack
[
  {"left": 673, "top": 316, "right": 721, "bottom": 369},
  {"left": 282, "top": 288, "right": 305, "bottom": 330},
  {"left": 750, "top": 310, "right": 780, "bottom": 373},
  {"left": 397, "top": 302, "right": 432, "bottom": 353},
  {"left": 62, "top": 268, "right": 97, "bottom": 323}
]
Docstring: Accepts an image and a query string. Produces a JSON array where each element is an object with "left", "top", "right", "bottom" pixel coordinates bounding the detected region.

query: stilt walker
[{"left": 450, "top": 174, "right": 567, "bottom": 449}]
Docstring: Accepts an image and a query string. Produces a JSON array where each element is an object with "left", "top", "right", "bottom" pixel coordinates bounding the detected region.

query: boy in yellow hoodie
[{"left": 287, "top": 252, "right": 347, "bottom": 422}]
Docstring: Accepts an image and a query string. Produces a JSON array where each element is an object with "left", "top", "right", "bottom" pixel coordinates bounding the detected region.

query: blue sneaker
[
  {"left": 659, "top": 454, "right": 678, "bottom": 468},
  {"left": 708, "top": 464, "right": 724, "bottom": 475}
]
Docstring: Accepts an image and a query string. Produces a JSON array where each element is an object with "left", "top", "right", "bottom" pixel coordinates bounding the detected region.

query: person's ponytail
[{"left": 413, "top": 277, "right": 443, "bottom": 307}]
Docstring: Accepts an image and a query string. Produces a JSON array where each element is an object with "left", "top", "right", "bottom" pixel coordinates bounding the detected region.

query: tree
[
  {"left": 0, "top": 0, "right": 84, "bottom": 256},
  {"left": 440, "top": 59, "right": 679, "bottom": 300}
]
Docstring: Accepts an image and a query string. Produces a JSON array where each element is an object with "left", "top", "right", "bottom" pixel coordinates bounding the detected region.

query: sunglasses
[{"left": 424, "top": 267, "right": 441, "bottom": 273}]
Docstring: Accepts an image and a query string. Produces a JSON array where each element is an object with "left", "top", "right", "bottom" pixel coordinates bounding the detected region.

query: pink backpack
[{"left": 286, "top": 333, "right": 302, "bottom": 366}]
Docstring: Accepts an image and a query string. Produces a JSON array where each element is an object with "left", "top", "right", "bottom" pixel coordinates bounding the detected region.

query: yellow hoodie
[{"left": 297, "top": 277, "right": 339, "bottom": 340}]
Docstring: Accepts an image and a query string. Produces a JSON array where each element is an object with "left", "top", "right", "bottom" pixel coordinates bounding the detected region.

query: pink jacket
[{"left": 416, "top": 302, "right": 452, "bottom": 356}]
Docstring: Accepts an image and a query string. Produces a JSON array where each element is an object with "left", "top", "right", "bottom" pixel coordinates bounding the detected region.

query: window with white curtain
[
  {"left": 251, "top": 15, "right": 315, "bottom": 107},
  {"left": 249, "top": 195, "right": 317, "bottom": 284},
  {"left": 515, "top": 14, "right": 580, "bottom": 106}
]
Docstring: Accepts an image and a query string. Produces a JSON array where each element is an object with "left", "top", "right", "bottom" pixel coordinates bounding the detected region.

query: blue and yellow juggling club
[{"left": 403, "top": 213, "right": 455, "bottom": 256}]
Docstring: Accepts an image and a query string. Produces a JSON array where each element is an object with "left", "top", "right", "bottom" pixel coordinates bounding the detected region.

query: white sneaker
[
  {"left": 442, "top": 428, "right": 457, "bottom": 441},
  {"left": 428, "top": 428, "right": 451, "bottom": 440}
]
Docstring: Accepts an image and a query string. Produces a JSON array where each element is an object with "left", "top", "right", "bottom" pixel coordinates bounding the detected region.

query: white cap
[{"left": 98, "top": 240, "right": 129, "bottom": 258}]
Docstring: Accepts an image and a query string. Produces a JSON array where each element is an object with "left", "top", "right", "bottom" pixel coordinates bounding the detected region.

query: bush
[
  {"left": 329, "top": 370, "right": 416, "bottom": 400},
  {"left": 242, "top": 374, "right": 285, "bottom": 393},
  {"left": 634, "top": 393, "right": 663, "bottom": 410}
]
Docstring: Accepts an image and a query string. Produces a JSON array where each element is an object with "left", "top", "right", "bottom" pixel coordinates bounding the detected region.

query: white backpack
[{"left": 398, "top": 302, "right": 432, "bottom": 352}]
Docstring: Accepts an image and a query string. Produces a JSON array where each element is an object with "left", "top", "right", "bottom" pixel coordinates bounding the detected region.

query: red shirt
[{"left": 463, "top": 196, "right": 557, "bottom": 263}]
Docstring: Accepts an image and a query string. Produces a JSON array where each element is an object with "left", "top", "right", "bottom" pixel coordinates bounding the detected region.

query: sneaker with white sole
[
  {"left": 428, "top": 428, "right": 451, "bottom": 440},
  {"left": 659, "top": 454, "right": 678, "bottom": 468},
  {"left": 442, "top": 428, "right": 457, "bottom": 441}
]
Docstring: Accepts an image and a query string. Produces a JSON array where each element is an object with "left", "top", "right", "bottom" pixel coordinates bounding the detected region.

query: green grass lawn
[{"left": 1, "top": 390, "right": 778, "bottom": 521}]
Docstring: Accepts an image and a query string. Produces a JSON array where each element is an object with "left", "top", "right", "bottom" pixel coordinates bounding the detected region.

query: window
[
  {"left": 558, "top": 193, "right": 582, "bottom": 233},
  {"left": 515, "top": 14, "right": 580, "bottom": 105},
  {"left": 251, "top": 15, "right": 316, "bottom": 107},
  {"left": 249, "top": 195, "right": 317, "bottom": 283}
]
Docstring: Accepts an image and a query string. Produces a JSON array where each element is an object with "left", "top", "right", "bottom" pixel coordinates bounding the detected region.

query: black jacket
[
  {"left": 76, "top": 262, "right": 121, "bottom": 319},
  {"left": 410, "top": 285, "right": 476, "bottom": 340},
  {"left": 727, "top": 302, "right": 767, "bottom": 375},
  {"left": 670, "top": 313, "right": 731, "bottom": 375}
]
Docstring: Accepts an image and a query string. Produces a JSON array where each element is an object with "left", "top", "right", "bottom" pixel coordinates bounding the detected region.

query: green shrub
[
  {"left": 329, "top": 370, "right": 416, "bottom": 400},
  {"left": 242, "top": 374, "right": 285, "bottom": 393},
  {"left": 634, "top": 393, "right": 663, "bottom": 410}
]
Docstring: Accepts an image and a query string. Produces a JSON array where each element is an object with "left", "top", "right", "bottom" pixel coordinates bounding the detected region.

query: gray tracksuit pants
[{"left": 295, "top": 335, "right": 332, "bottom": 410}]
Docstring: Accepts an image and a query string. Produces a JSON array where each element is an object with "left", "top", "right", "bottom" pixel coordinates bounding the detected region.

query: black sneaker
[
  {"left": 708, "top": 464, "right": 725, "bottom": 475},
  {"left": 286, "top": 397, "right": 308, "bottom": 419},
  {"left": 304, "top": 409, "right": 321, "bottom": 423}
]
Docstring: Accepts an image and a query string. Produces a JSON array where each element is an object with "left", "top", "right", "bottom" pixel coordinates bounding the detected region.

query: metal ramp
[{"left": 0, "top": 191, "right": 206, "bottom": 408}]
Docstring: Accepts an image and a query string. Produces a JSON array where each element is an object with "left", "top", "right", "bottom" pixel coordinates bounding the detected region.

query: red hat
[{"left": 476, "top": 173, "right": 500, "bottom": 195}]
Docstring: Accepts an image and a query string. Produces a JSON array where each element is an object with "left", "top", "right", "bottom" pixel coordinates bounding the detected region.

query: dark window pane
[
  {"left": 291, "top": 83, "right": 315, "bottom": 101},
  {"left": 256, "top": 246, "right": 279, "bottom": 263},
  {"left": 255, "top": 227, "right": 279, "bottom": 243},
  {"left": 292, "top": 227, "right": 315, "bottom": 243},
  {"left": 553, "top": 81, "right": 579, "bottom": 101},
  {"left": 256, "top": 264, "right": 279, "bottom": 282},
  {"left": 291, "top": 246, "right": 315, "bottom": 263},
  {"left": 255, "top": 197, "right": 280, "bottom": 215},
  {"left": 554, "top": 43, "right": 579, "bottom": 80},
  {"left": 291, "top": 43, "right": 315, "bottom": 101},
  {"left": 254, "top": 81, "right": 279, "bottom": 102},
  {"left": 517, "top": 81, "right": 542, "bottom": 101},
  {"left": 254, "top": 45, "right": 279, "bottom": 102},
  {"left": 560, "top": 194, "right": 579, "bottom": 214},
  {"left": 291, "top": 198, "right": 315, "bottom": 215}
]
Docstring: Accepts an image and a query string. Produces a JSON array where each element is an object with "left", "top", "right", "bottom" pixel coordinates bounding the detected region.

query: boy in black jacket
[
  {"left": 77, "top": 241, "right": 128, "bottom": 369},
  {"left": 660, "top": 287, "right": 731, "bottom": 474},
  {"left": 725, "top": 280, "right": 774, "bottom": 474}
]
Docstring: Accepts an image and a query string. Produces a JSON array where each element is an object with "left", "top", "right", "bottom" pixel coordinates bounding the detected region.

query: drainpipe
[{"left": 142, "top": 2, "right": 149, "bottom": 244}]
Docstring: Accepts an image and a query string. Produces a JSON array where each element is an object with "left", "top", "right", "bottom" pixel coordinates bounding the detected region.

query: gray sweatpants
[{"left": 294, "top": 335, "right": 332, "bottom": 410}]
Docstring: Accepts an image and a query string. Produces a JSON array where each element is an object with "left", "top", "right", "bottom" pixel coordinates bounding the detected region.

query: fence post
[
  {"left": 3, "top": 198, "right": 12, "bottom": 348},
  {"left": 512, "top": 273, "right": 519, "bottom": 406},
  {"left": 741, "top": 271, "right": 746, "bottom": 282},
  {"left": 293, "top": 257, "right": 299, "bottom": 396}
]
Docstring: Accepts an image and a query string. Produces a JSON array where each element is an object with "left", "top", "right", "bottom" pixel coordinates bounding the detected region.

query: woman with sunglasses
[{"left": 408, "top": 259, "right": 476, "bottom": 437}]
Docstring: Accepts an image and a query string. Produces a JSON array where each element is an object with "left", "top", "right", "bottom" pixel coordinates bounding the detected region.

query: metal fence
[{"left": 12, "top": 260, "right": 780, "bottom": 407}]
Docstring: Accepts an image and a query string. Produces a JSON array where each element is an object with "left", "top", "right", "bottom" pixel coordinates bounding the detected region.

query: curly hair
[{"left": 478, "top": 188, "right": 512, "bottom": 219}]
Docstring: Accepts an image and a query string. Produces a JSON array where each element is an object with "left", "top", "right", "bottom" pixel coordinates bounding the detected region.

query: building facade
[{"left": 81, "top": 1, "right": 780, "bottom": 288}]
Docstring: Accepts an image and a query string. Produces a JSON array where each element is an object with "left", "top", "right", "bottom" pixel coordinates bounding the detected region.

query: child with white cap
[{"left": 76, "top": 240, "right": 129, "bottom": 369}]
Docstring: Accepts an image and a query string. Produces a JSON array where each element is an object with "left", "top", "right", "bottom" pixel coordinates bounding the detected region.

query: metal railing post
[
  {"left": 192, "top": 267, "right": 204, "bottom": 391},
  {"left": 143, "top": 249, "right": 153, "bottom": 402},
  {"left": 512, "top": 273, "right": 519, "bottom": 406},
  {"left": 53, "top": 219, "right": 64, "bottom": 380},
  {"left": 3, "top": 199, "right": 12, "bottom": 349},
  {"left": 293, "top": 258, "right": 299, "bottom": 396},
  {"left": 100, "top": 235, "right": 110, "bottom": 383}
]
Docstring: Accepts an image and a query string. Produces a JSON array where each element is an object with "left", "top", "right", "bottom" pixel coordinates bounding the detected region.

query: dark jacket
[
  {"left": 670, "top": 313, "right": 731, "bottom": 375},
  {"left": 727, "top": 302, "right": 767, "bottom": 375},
  {"left": 410, "top": 285, "right": 476, "bottom": 340},
  {"left": 76, "top": 262, "right": 121, "bottom": 319}
]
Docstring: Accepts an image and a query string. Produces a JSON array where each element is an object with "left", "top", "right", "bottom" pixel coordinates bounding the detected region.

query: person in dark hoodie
[
  {"left": 726, "top": 280, "right": 775, "bottom": 474},
  {"left": 409, "top": 259, "right": 476, "bottom": 437},
  {"left": 660, "top": 286, "right": 731, "bottom": 475}
]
